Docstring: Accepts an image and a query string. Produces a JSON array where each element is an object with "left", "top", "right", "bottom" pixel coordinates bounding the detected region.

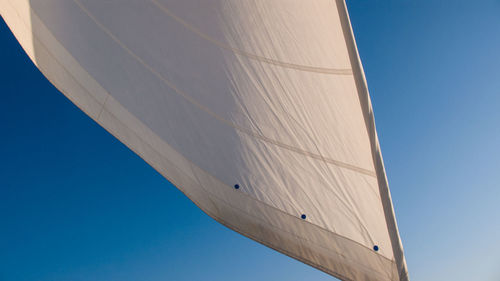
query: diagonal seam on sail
[
  {"left": 72, "top": 0, "right": 376, "bottom": 177},
  {"left": 150, "top": 0, "right": 353, "bottom": 75}
]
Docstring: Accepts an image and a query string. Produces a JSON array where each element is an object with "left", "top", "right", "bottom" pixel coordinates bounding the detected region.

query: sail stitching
[
  {"left": 96, "top": 93, "right": 110, "bottom": 120},
  {"left": 72, "top": 0, "right": 376, "bottom": 177},
  {"left": 150, "top": 0, "right": 353, "bottom": 75},
  {"left": 17, "top": 6, "right": 381, "bottom": 258},
  {"left": 97, "top": 100, "right": 395, "bottom": 271}
]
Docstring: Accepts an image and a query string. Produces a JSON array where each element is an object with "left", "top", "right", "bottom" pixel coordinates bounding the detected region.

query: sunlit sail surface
[{"left": 0, "top": 1, "right": 409, "bottom": 280}]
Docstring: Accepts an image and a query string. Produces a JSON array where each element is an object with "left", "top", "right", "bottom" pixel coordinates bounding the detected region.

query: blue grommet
[
  {"left": 301, "top": 214, "right": 307, "bottom": 220},
  {"left": 234, "top": 184, "right": 240, "bottom": 189},
  {"left": 373, "top": 245, "right": 379, "bottom": 251}
]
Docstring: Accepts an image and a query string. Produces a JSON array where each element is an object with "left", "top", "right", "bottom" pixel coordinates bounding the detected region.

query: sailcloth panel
[{"left": 0, "top": 0, "right": 409, "bottom": 280}]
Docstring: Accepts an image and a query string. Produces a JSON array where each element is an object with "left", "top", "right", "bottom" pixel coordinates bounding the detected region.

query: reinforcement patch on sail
[{"left": 0, "top": 0, "right": 409, "bottom": 280}]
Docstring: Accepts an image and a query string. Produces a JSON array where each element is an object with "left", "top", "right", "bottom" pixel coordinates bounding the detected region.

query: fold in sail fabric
[{"left": 0, "top": 0, "right": 409, "bottom": 280}]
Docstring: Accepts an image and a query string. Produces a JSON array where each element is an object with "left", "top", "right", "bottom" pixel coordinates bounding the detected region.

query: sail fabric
[{"left": 0, "top": 0, "right": 409, "bottom": 280}]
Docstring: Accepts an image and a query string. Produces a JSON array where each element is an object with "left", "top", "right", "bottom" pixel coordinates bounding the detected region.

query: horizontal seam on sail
[
  {"left": 18, "top": 9, "right": 396, "bottom": 275},
  {"left": 150, "top": 0, "right": 353, "bottom": 75},
  {"left": 72, "top": 0, "right": 376, "bottom": 178}
]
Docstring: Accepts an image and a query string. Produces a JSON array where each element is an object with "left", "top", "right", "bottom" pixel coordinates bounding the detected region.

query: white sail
[{"left": 0, "top": 0, "right": 409, "bottom": 280}]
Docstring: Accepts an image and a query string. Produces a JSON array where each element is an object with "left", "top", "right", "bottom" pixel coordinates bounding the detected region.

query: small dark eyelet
[
  {"left": 301, "top": 214, "right": 307, "bottom": 220},
  {"left": 373, "top": 245, "right": 379, "bottom": 252},
  {"left": 234, "top": 184, "right": 240, "bottom": 189}
]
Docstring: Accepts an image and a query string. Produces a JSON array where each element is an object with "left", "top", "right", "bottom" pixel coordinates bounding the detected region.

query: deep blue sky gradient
[{"left": 1, "top": 1, "right": 500, "bottom": 280}]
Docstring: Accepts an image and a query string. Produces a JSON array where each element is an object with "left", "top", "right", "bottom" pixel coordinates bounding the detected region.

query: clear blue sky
[{"left": 1, "top": 1, "right": 499, "bottom": 281}]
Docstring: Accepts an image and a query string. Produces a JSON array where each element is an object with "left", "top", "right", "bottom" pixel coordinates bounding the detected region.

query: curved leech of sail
[
  {"left": 150, "top": 0, "right": 353, "bottom": 76},
  {"left": 71, "top": 0, "right": 379, "bottom": 237}
]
